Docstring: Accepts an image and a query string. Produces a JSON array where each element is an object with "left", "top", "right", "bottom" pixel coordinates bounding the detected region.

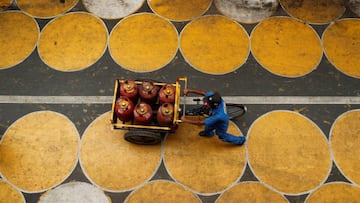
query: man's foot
[
  {"left": 235, "top": 136, "right": 246, "bottom": 145},
  {"left": 220, "top": 136, "right": 246, "bottom": 145},
  {"left": 199, "top": 131, "right": 214, "bottom": 137}
]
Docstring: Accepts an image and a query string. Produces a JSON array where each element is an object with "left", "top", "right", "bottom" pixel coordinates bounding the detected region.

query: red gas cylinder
[
  {"left": 115, "top": 96, "right": 134, "bottom": 122},
  {"left": 157, "top": 103, "right": 174, "bottom": 126},
  {"left": 159, "top": 84, "right": 175, "bottom": 104},
  {"left": 134, "top": 102, "right": 153, "bottom": 123},
  {"left": 120, "top": 80, "right": 138, "bottom": 102},
  {"left": 139, "top": 81, "right": 158, "bottom": 104}
]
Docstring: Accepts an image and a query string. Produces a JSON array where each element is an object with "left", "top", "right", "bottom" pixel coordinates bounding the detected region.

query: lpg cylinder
[
  {"left": 120, "top": 80, "right": 138, "bottom": 103},
  {"left": 159, "top": 84, "right": 175, "bottom": 104},
  {"left": 134, "top": 102, "right": 153, "bottom": 123},
  {"left": 139, "top": 81, "right": 158, "bottom": 104},
  {"left": 115, "top": 96, "right": 134, "bottom": 122},
  {"left": 157, "top": 103, "right": 174, "bottom": 126}
]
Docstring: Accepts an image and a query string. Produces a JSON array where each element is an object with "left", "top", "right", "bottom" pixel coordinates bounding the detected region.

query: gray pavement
[{"left": 1, "top": 1, "right": 360, "bottom": 203}]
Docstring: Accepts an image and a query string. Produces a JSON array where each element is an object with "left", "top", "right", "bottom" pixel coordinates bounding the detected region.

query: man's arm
[
  {"left": 183, "top": 88, "right": 206, "bottom": 96},
  {"left": 181, "top": 115, "right": 205, "bottom": 125},
  {"left": 181, "top": 88, "right": 207, "bottom": 125}
]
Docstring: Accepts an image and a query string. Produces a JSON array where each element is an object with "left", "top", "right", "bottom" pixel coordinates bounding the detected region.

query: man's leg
[
  {"left": 217, "top": 131, "right": 246, "bottom": 145},
  {"left": 199, "top": 124, "right": 215, "bottom": 137}
]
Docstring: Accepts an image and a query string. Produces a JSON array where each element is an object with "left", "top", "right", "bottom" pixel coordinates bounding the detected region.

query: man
[{"left": 181, "top": 88, "right": 246, "bottom": 145}]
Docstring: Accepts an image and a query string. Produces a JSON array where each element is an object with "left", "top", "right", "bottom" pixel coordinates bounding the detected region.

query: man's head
[{"left": 203, "top": 91, "right": 221, "bottom": 108}]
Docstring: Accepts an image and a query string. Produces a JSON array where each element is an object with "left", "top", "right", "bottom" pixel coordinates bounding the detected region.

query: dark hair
[{"left": 203, "top": 91, "right": 221, "bottom": 108}]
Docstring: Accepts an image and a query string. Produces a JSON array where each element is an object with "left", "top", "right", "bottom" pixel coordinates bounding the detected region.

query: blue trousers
[{"left": 204, "top": 123, "right": 246, "bottom": 145}]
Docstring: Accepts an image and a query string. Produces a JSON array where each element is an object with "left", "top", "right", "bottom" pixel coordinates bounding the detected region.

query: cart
[
  {"left": 111, "top": 77, "right": 187, "bottom": 145},
  {"left": 111, "top": 77, "right": 247, "bottom": 145}
]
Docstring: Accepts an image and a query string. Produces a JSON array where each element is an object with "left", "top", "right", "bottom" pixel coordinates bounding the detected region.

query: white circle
[
  {"left": 39, "top": 182, "right": 109, "bottom": 203},
  {"left": 82, "top": 0, "right": 145, "bottom": 19},
  {"left": 214, "top": 0, "right": 279, "bottom": 24}
]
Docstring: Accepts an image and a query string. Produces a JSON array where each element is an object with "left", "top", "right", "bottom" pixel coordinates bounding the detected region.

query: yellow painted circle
[
  {"left": 38, "top": 12, "right": 108, "bottom": 72},
  {"left": 280, "top": 0, "right": 345, "bottom": 24},
  {"left": 109, "top": 13, "right": 178, "bottom": 72},
  {"left": 17, "top": 0, "right": 78, "bottom": 18},
  {"left": 0, "top": 0, "right": 12, "bottom": 10},
  {"left": 250, "top": 17, "right": 322, "bottom": 78},
  {"left": 147, "top": 0, "right": 212, "bottom": 22},
  {"left": 0, "top": 180, "right": 25, "bottom": 203},
  {"left": 0, "top": 11, "right": 39, "bottom": 70},
  {"left": 164, "top": 120, "right": 246, "bottom": 194},
  {"left": 216, "top": 182, "right": 287, "bottom": 203},
  {"left": 80, "top": 112, "right": 162, "bottom": 192},
  {"left": 247, "top": 111, "right": 331, "bottom": 194},
  {"left": 125, "top": 180, "right": 200, "bottom": 202},
  {"left": 180, "top": 15, "right": 249, "bottom": 75},
  {"left": 0, "top": 111, "right": 79, "bottom": 193},
  {"left": 306, "top": 183, "right": 360, "bottom": 203},
  {"left": 322, "top": 19, "right": 360, "bottom": 79},
  {"left": 330, "top": 110, "right": 360, "bottom": 185}
]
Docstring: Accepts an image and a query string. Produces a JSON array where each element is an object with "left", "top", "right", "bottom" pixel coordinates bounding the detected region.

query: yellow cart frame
[{"left": 110, "top": 77, "right": 187, "bottom": 144}]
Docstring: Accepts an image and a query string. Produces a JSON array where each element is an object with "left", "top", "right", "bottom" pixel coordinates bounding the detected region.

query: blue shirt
[{"left": 204, "top": 97, "right": 229, "bottom": 134}]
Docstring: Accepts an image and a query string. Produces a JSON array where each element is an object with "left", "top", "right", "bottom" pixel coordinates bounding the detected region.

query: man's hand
[{"left": 183, "top": 89, "right": 189, "bottom": 96}]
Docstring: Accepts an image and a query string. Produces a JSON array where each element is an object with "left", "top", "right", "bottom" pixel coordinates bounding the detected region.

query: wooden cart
[{"left": 111, "top": 77, "right": 187, "bottom": 145}]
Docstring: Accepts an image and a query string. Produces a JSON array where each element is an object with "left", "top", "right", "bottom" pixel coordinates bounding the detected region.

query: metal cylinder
[
  {"left": 120, "top": 80, "right": 138, "bottom": 103},
  {"left": 134, "top": 102, "right": 153, "bottom": 123},
  {"left": 139, "top": 81, "right": 158, "bottom": 104},
  {"left": 157, "top": 103, "right": 174, "bottom": 126},
  {"left": 115, "top": 96, "right": 134, "bottom": 122},
  {"left": 159, "top": 84, "right": 175, "bottom": 104}
]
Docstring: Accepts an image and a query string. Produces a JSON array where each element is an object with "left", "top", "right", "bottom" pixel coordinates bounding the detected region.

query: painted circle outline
[
  {"left": 124, "top": 179, "right": 202, "bottom": 202},
  {"left": 329, "top": 109, "right": 360, "bottom": 186},
  {"left": 146, "top": 0, "right": 213, "bottom": 22},
  {"left": 304, "top": 181, "right": 360, "bottom": 202},
  {"left": 81, "top": 0, "right": 145, "bottom": 20},
  {"left": 321, "top": 18, "right": 360, "bottom": 79},
  {"left": 214, "top": 0, "right": 280, "bottom": 24},
  {"left": 163, "top": 120, "right": 247, "bottom": 196},
  {"left": 0, "top": 179, "right": 26, "bottom": 203},
  {"left": 0, "top": 110, "right": 80, "bottom": 193},
  {"left": 279, "top": 0, "right": 345, "bottom": 25},
  {"left": 215, "top": 181, "right": 288, "bottom": 203},
  {"left": 246, "top": 110, "right": 332, "bottom": 196},
  {"left": 108, "top": 12, "right": 179, "bottom": 73},
  {"left": 37, "top": 11, "right": 108, "bottom": 72},
  {"left": 179, "top": 14, "right": 250, "bottom": 75},
  {"left": 16, "top": 0, "right": 79, "bottom": 19},
  {"left": 249, "top": 16, "right": 323, "bottom": 78},
  {"left": 0, "top": 10, "right": 40, "bottom": 70},
  {"left": 78, "top": 111, "right": 163, "bottom": 193}
]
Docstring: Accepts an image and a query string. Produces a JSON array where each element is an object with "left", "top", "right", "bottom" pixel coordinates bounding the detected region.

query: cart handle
[{"left": 174, "top": 77, "right": 187, "bottom": 124}]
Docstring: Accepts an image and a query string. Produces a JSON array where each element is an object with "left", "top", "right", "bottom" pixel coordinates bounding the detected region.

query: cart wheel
[
  {"left": 124, "top": 130, "right": 162, "bottom": 145},
  {"left": 227, "top": 104, "right": 247, "bottom": 120}
]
